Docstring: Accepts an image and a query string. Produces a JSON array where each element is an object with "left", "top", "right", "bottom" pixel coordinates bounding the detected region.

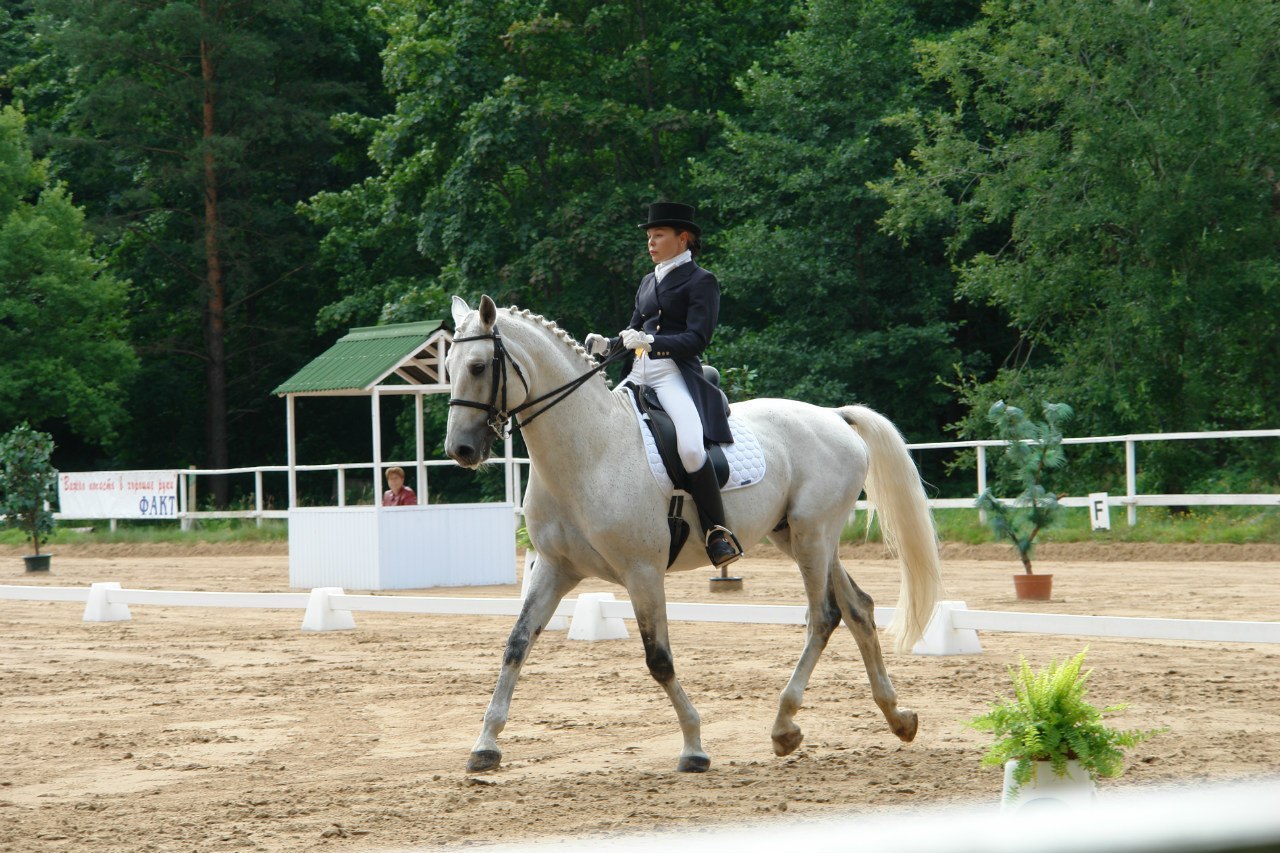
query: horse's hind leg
[
  {"left": 770, "top": 568, "right": 841, "bottom": 756},
  {"left": 468, "top": 559, "right": 578, "bottom": 772},
  {"left": 626, "top": 568, "right": 710, "bottom": 773},
  {"left": 830, "top": 562, "right": 918, "bottom": 742}
]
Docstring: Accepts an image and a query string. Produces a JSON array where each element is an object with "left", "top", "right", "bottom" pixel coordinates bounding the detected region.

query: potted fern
[
  {"left": 974, "top": 400, "right": 1072, "bottom": 600},
  {"left": 970, "top": 649, "right": 1161, "bottom": 811},
  {"left": 0, "top": 424, "right": 59, "bottom": 572}
]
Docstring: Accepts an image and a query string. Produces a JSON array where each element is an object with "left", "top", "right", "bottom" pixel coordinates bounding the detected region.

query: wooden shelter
[{"left": 273, "top": 321, "right": 515, "bottom": 590}]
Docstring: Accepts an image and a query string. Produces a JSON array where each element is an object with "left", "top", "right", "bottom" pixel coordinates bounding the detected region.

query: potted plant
[
  {"left": 974, "top": 400, "right": 1072, "bottom": 600},
  {"left": 969, "top": 648, "right": 1161, "bottom": 811},
  {"left": 0, "top": 423, "right": 59, "bottom": 572}
]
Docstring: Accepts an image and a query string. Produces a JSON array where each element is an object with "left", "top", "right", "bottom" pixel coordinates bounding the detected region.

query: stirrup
[{"left": 704, "top": 525, "right": 743, "bottom": 567}]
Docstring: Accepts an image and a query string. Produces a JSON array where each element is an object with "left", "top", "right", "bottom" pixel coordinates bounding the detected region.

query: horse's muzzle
[{"left": 446, "top": 433, "right": 494, "bottom": 469}]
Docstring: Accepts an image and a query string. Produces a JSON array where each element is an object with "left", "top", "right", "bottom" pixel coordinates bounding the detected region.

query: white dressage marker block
[
  {"left": 913, "top": 600, "right": 983, "bottom": 656},
  {"left": 301, "top": 587, "right": 357, "bottom": 632},
  {"left": 83, "top": 582, "right": 132, "bottom": 622},
  {"left": 521, "top": 552, "right": 568, "bottom": 631},
  {"left": 567, "top": 593, "right": 629, "bottom": 641}
]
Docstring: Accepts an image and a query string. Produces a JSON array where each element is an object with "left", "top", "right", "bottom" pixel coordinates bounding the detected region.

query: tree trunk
[{"left": 201, "top": 31, "right": 229, "bottom": 508}]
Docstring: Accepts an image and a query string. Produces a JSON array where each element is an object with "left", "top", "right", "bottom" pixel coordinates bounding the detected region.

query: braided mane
[{"left": 505, "top": 306, "right": 600, "bottom": 370}]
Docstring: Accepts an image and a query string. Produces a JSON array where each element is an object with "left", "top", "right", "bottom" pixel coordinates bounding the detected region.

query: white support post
[
  {"left": 371, "top": 389, "right": 383, "bottom": 510},
  {"left": 337, "top": 467, "right": 346, "bottom": 507},
  {"left": 286, "top": 394, "right": 298, "bottom": 510},
  {"left": 912, "top": 601, "right": 983, "bottom": 656},
  {"left": 503, "top": 431, "right": 514, "bottom": 505},
  {"left": 415, "top": 391, "right": 427, "bottom": 501},
  {"left": 301, "top": 587, "right": 356, "bottom": 632},
  {"left": 976, "top": 445, "right": 988, "bottom": 524},
  {"left": 254, "top": 469, "right": 264, "bottom": 528},
  {"left": 1125, "top": 439, "right": 1137, "bottom": 527},
  {"left": 567, "top": 593, "right": 629, "bottom": 641},
  {"left": 179, "top": 465, "right": 190, "bottom": 531},
  {"left": 83, "top": 582, "right": 132, "bottom": 623}
]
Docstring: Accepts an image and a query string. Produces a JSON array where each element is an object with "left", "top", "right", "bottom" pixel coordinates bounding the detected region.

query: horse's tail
[{"left": 838, "top": 405, "right": 943, "bottom": 654}]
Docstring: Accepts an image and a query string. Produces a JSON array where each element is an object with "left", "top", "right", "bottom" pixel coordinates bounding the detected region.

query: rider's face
[{"left": 647, "top": 227, "right": 687, "bottom": 264}]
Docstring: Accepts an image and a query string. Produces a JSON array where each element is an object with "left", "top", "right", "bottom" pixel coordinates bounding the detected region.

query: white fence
[
  {"left": 3, "top": 584, "right": 1277, "bottom": 651},
  {"left": 54, "top": 427, "right": 1278, "bottom": 530},
  {"left": 469, "top": 777, "right": 1280, "bottom": 853}
]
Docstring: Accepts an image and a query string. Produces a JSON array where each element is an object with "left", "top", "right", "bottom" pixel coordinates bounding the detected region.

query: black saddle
[{"left": 629, "top": 366, "right": 730, "bottom": 492}]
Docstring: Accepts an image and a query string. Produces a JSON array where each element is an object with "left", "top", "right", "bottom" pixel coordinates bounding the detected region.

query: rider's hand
[
  {"left": 584, "top": 333, "right": 610, "bottom": 357},
  {"left": 621, "top": 328, "right": 653, "bottom": 354}
]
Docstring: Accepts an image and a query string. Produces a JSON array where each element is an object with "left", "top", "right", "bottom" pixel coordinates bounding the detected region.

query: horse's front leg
[
  {"left": 468, "top": 557, "right": 578, "bottom": 772},
  {"left": 626, "top": 570, "right": 710, "bottom": 773}
]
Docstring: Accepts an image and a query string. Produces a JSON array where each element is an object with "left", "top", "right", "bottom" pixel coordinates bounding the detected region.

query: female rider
[{"left": 585, "top": 202, "right": 742, "bottom": 568}]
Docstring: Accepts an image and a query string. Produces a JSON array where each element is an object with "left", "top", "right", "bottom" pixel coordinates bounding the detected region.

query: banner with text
[{"left": 59, "top": 471, "right": 179, "bottom": 519}]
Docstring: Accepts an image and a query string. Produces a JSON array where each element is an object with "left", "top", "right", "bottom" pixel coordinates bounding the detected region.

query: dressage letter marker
[{"left": 1089, "top": 492, "right": 1111, "bottom": 530}]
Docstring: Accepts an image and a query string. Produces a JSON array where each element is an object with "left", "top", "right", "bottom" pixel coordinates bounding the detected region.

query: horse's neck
[{"left": 504, "top": 320, "right": 629, "bottom": 488}]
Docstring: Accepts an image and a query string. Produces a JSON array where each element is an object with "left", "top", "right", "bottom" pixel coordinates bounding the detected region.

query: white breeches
[{"left": 630, "top": 356, "right": 707, "bottom": 473}]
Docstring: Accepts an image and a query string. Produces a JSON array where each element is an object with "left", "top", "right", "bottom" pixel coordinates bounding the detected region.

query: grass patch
[
  {"left": 4, "top": 505, "right": 1275, "bottom": 549},
  {"left": 0, "top": 519, "right": 288, "bottom": 548},
  {"left": 843, "top": 506, "right": 1279, "bottom": 545}
]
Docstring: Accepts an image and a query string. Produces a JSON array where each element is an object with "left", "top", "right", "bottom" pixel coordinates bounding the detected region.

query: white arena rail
[
  {"left": 0, "top": 585, "right": 92, "bottom": 603},
  {"left": 950, "top": 609, "right": 1280, "bottom": 644},
  {"left": 462, "top": 776, "right": 1280, "bottom": 853},
  {"left": 4, "top": 584, "right": 1278, "bottom": 653}
]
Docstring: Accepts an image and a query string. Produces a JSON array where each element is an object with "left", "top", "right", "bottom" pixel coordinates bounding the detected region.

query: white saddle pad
[{"left": 623, "top": 385, "right": 766, "bottom": 494}]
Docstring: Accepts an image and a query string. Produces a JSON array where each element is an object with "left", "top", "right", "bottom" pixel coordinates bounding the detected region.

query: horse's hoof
[
  {"left": 892, "top": 710, "right": 919, "bottom": 743},
  {"left": 676, "top": 754, "right": 711, "bottom": 773},
  {"left": 772, "top": 727, "right": 804, "bottom": 756},
  {"left": 467, "top": 749, "right": 502, "bottom": 772}
]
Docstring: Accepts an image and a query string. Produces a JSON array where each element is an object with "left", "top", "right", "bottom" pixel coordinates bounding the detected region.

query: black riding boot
[{"left": 686, "top": 458, "right": 743, "bottom": 568}]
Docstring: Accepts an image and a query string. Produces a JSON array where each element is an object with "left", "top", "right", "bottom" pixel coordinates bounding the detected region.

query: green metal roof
[{"left": 272, "top": 321, "right": 448, "bottom": 395}]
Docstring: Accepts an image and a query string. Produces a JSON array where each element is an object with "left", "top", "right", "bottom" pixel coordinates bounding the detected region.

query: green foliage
[
  {"left": 0, "top": 423, "right": 58, "bottom": 554},
  {"left": 0, "top": 518, "right": 288, "bottom": 547},
  {"left": 0, "top": 104, "right": 136, "bottom": 444},
  {"left": 975, "top": 400, "right": 1072, "bottom": 572},
  {"left": 970, "top": 649, "right": 1162, "bottom": 795},
  {"left": 694, "top": 0, "right": 981, "bottom": 437},
  {"left": 21, "top": 0, "right": 385, "bottom": 475},
  {"left": 305, "top": 0, "right": 791, "bottom": 340},
  {"left": 925, "top": 506, "right": 1280, "bottom": 547},
  {"left": 876, "top": 0, "right": 1280, "bottom": 482}
]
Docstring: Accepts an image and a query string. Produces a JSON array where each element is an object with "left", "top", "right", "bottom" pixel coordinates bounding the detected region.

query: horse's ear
[
  {"left": 479, "top": 294, "right": 498, "bottom": 329},
  {"left": 450, "top": 295, "right": 471, "bottom": 329}
]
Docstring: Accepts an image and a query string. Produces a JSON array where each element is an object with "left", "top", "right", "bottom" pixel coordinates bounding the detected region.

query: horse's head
[{"left": 445, "top": 295, "right": 529, "bottom": 467}]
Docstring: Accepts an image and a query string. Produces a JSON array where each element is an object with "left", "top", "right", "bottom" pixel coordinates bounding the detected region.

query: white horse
[{"left": 446, "top": 295, "right": 943, "bottom": 773}]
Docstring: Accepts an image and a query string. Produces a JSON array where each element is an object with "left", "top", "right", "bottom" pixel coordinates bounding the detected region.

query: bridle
[{"left": 449, "top": 322, "right": 629, "bottom": 440}]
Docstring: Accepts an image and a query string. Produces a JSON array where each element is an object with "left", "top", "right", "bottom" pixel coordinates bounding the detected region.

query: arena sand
[{"left": 1, "top": 541, "right": 1277, "bottom": 851}]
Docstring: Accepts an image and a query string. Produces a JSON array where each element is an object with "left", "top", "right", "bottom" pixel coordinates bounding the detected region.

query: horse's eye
[{"left": 469, "top": 362, "right": 486, "bottom": 376}]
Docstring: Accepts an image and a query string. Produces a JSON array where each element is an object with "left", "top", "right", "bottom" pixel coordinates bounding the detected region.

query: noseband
[{"left": 450, "top": 322, "right": 627, "bottom": 440}]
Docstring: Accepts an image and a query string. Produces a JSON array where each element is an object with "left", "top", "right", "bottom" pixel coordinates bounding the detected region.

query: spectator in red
[{"left": 382, "top": 466, "right": 417, "bottom": 506}]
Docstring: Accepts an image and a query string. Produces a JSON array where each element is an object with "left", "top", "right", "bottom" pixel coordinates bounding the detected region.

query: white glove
[
  {"left": 621, "top": 328, "right": 653, "bottom": 354},
  {"left": 584, "top": 332, "right": 610, "bottom": 357}
]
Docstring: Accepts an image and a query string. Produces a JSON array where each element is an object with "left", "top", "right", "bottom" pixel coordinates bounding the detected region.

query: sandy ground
[{"left": 1, "top": 541, "right": 1278, "bottom": 852}]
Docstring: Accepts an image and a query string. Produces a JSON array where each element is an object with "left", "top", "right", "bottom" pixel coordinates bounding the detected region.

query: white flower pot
[{"left": 1001, "top": 759, "right": 1097, "bottom": 813}]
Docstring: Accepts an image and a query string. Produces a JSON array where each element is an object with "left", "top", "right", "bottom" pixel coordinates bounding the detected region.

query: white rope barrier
[{"left": 2, "top": 584, "right": 1277, "bottom": 650}]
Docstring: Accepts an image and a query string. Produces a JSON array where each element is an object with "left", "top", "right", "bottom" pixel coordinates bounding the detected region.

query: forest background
[{"left": 1, "top": 0, "right": 1276, "bottom": 508}]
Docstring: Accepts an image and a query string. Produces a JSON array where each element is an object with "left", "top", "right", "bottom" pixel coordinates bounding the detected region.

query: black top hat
[{"left": 640, "top": 202, "right": 701, "bottom": 236}]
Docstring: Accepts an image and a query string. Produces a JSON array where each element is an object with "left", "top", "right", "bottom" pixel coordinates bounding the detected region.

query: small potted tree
[
  {"left": 0, "top": 423, "right": 59, "bottom": 572},
  {"left": 970, "top": 648, "right": 1161, "bottom": 811},
  {"left": 974, "top": 400, "right": 1072, "bottom": 600}
]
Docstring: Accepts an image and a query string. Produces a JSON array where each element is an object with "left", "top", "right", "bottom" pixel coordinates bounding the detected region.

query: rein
[{"left": 450, "top": 323, "right": 628, "bottom": 439}]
